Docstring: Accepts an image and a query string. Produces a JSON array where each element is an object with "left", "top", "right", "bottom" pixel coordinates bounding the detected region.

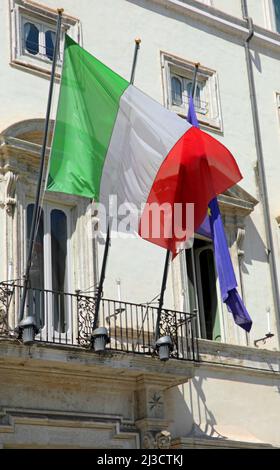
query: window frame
[
  {"left": 161, "top": 52, "right": 223, "bottom": 132},
  {"left": 264, "top": 0, "right": 280, "bottom": 34},
  {"left": 10, "top": 0, "right": 79, "bottom": 76},
  {"left": 20, "top": 14, "right": 58, "bottom": 65},
  {"left": 182, "top": 237, "right": 225, "bottom": 343},
  {"left": 25, "top": 200, "right": 73, "bottom": 339}
]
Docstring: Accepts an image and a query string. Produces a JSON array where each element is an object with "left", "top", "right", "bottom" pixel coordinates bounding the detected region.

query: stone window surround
[
  {"left": 9, "top": 0, "right": 80, "bottom": 77},
  {"left": 161, "top": 51, "right": 223, "bottom": 132}
]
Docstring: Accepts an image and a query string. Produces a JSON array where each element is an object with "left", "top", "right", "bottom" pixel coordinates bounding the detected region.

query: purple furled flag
[{"left": 187, "top": 96, "right": 252, "bottom": 332}]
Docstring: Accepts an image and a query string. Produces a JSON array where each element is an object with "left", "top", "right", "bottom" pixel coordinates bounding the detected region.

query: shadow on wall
[
  {"left": 165, "top": 366, "right": 280, "bottom": 443},
  {"left": 243, "top": 216, "right": 268, "bottom": 271},
  {"left": 166, "top": 375, "right": 226, "bottom": 440}
]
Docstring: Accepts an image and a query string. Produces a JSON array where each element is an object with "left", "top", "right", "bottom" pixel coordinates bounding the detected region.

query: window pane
[
  {"left": 199, "top": 249, "right": 221, "bottom": 341},
  {"left": 24, "top": 22, "right": 39, "bottom": 55},
  {"left": 171, "top": 76, "right": 183, "bottom": 105},
  {"left": 27, "top": 205, "right": 44, "bottom": 289},
  {"left": 51, "top": 209, "right": 67, "bottom": 333},
  {"left": 27, "top": 204, "right": 44, "bottom": 328},
  {"left": 45, "top": 30, "right": 56, "bottom": 60},
  {"left": 187, "top": 81, "right": 202, "bottom": 105},
  {"left": 273, "top": 0, "right": 280, "bottom": 33}
]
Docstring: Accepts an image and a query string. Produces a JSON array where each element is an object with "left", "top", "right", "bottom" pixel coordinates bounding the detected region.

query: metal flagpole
[
  {"left": 18, "top": 9, "right": 64, "bottom": 328},
  {"left": 92, "top": 38, "right": 142, "bottom": 333},
  {"left": 154, "top": 63, "right": 200, "bottom": 345},
  {"left": 189, "top": 63, "right": 200, "bottom": 326}
]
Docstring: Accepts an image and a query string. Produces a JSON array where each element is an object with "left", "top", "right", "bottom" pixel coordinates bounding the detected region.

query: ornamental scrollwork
[
  {"left": 0, "top": 283, "right": 13, "bottom": 335},
  {"left": 77, "top": 294, "right": 95, "bottom": 347},
  {"left": 158, "top": 309, "right": 178, "bottom": 358}
]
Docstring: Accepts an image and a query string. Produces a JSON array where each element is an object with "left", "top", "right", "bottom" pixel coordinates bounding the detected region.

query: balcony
[{"left": 0, "top": 282, "right": 199, "bottom": 362}]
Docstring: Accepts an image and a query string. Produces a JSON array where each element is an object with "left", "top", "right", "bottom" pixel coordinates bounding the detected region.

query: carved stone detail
[
  {"left": 5, "top": 171, "right": 17, "bottom": 214},
  {"left": 148, "top": 391, "right": 164, "bottom": 419},
  {"left": 237, "top": 227, "right": 246, "bottom": 258},
  {"left": 142, "top": 430, "right": 171, "bottom": 449}
]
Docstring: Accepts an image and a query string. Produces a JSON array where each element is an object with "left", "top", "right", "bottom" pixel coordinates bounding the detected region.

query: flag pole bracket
[{"left": 254, "top": 332, "right": 274, "bottom": 347}]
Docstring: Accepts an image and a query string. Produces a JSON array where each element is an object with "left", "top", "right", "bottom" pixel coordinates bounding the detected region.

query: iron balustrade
[{"left": 0, "top": 282, "right": 199, "bottom": 361}]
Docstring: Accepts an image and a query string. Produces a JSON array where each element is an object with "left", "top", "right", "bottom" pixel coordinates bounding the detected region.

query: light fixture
[
  {"left": 18, "top": 316, "right": 38, "bottom": 345},
  {"left": 91, "top": 326, "right": 110, "bottom": 352},
  {"left": 156, "top": 335, "right": 173, "bottom": 361}
]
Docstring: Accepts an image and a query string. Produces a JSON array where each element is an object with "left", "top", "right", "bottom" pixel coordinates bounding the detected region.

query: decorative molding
[
  {"left": 218, "top": 185, "right": 259, "bottom": 217},
  {"left": 0, "top": 407, "right": 139, "bottom": 448}
]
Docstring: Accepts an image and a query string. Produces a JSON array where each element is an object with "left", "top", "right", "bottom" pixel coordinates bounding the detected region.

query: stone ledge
[
  {"left": 0, "top": 339, "right": 195, "bottom": 388},
  {"left": 197, "top": 339, "right": 280, "bottom": 377},
  {"left": 171, "top": 436, "right": 277, "bottom": 449}
]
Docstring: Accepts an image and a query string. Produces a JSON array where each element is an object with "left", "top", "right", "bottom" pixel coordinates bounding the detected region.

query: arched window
[
  {"left": 171, "top": 76, "right": 183, "bottom": 106},
  {"left": 24, "top": 22, "right": 39, "bottom": 55},
  {"left": 51, "top": 209, "right": 68, "bottom": 333},
  {"left": 45, "top": 30, "right": 56, "bottom": 61},
  {"left": 26, "top": 203, "right": 70, "bottom": 336}
]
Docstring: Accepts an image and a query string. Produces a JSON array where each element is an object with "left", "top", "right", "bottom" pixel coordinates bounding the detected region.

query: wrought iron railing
[{"left": 0, "top": 282, "right": 199, "bottom": 361}]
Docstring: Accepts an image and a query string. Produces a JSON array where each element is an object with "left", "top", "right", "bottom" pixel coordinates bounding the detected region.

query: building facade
[{"left": 0, "top": 0, "right": 280, "bottom": 448}]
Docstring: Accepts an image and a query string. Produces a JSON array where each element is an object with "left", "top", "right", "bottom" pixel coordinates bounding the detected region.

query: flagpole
[
  {"left": 154, "top": 63, "right": 200, "bottom": 344},
  {"left": 18, "top": 9, "right": 64, "bottom": 328},
  {"left": 92, "top": 38, "right": 142, "bottom": 333},
  {"left": 189, "top": 63, "right": 201, "bottom": 325}
]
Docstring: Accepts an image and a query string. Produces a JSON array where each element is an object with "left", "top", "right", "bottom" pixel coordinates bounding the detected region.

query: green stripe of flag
[{"left": 47, "top": 35, "right": 129, "bottom": 199}]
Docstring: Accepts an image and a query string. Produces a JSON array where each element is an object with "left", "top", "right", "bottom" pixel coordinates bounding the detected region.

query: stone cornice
[
  {"left": 1, "top": 338, "right": 280, "bottom": 383},
  {"left": 218, "top": 193, "right": 257, "bottom": 217},
  {"left": 148, "top": 0, "right": 280, "bottom": 53},
  {"left": 0, "top": 339, "right": 195, "bottom": 388}
]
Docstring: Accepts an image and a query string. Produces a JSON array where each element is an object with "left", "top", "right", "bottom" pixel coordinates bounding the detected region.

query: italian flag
[{"left": 48, "top": 36, "right": 242, "bottom": 255}]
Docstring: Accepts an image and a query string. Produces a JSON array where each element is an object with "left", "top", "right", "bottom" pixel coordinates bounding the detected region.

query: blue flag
[
  {"left": 187, "top": 96, "right": 252, "bottom": 332},
  {"left": 188, "top": 97, "right": 212, "bottom": 238}
]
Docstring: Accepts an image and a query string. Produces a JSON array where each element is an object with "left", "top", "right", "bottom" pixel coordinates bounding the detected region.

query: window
[
  {"left": 10, "top": 1, "right": 79, "bottom": 75},
  {"left": 264, "top": 0, "right": 280, "bottom": 33},
  {"left": 26, "top": 203, "right": 71, "bottom": 336},
  {"left": 161, "top": 53, "right": 222, "bottom": 131},
  {"left": 184, "top": 238, "right": 222, "bottom": 341},
  {"left": 22, "top": 17, "right": 57, "bottom": 62},
  {"left": 171, "top": 74, "right": 208, "bottom": 115},
  {"left": 272, "top": 0, "right": 280, "bottom": 32}
]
